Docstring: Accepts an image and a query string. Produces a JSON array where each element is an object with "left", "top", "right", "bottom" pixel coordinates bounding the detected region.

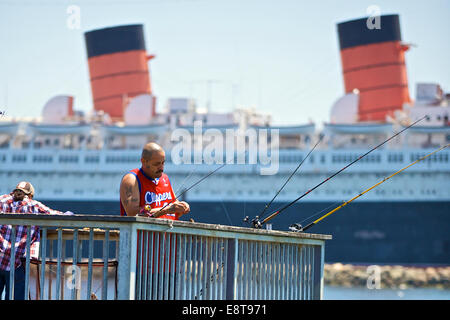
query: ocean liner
[{"left": 0, "top": 15, "right": 449, "bottom": 264}]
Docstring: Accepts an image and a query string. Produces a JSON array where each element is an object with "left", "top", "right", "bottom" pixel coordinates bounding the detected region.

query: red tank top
[{"left": 120, "top": 168, "right": 177, "bottom": 220}]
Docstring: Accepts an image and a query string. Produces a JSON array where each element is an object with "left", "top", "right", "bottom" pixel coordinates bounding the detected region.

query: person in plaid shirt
[{"left": 0, "top": 181, "right": 71, "bottom": 300}]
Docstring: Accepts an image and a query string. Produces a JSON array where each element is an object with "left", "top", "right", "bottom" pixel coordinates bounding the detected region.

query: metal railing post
[
  {"left": 225, "top": 238, "right": 238, "bottom": 300},
  {"left": 117, "top": 224, "right": 136, "bottom": 300},
  {"left": 8, "top": 226, "right": 16, "bottom": 300},
  {"left": 313, "top": 244, "right": 325, "bottom": 300}
]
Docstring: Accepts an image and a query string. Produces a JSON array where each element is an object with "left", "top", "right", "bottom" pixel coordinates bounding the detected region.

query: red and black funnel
[
  {"left": 337, "top": 14, "right": 411, "bottom": 122},
  {"left": 84, "top": 24, "right": 155, "bottom": 120}
]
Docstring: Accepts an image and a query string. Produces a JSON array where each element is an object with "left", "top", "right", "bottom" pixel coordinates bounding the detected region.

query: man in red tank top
[{"left": 120, "top": 142, "right": 189, "bottom": 219}]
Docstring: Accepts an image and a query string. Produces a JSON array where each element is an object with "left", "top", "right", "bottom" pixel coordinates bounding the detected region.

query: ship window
[
  {"left": 85, "top": 156, "right": 100, "bottom": 163},
  {"left": 388, "top": 153, "right": 403, "bottom": 162},
  {"left": 33, "top": 155, "right": 53, "bottom": 163},
  {"left": 59, "top": 155, "right": 79, "bottom": 163},
  {"left": 105, "top": 156, "right": 139, "bottom": 163},
  {"left": 12, "top": 154, "right": 27, "bottom": 162}
]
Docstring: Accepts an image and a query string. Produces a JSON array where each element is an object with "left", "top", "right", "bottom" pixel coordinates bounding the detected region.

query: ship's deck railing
[
  {"left": 1, "top": 148, "right": 449, "bottom": 175},
  {"left": 0, "top": 214, "right": 331, "bottom": 300}
]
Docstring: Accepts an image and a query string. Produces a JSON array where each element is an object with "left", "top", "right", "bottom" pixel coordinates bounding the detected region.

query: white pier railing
[{"left": 0, "top": 214, "right": 331, "bottom": 300}]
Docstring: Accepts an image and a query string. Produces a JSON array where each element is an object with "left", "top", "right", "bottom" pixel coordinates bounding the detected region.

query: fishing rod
[
  {"left": 176, "top": 162, "right": 226, "bottom": 199},
  {"left": 291, "top": 143, "right": 449, "bottom": 232},
  {"left": 150, "top": 149, "right": 256, "bottom": 216},
  {"left": 147, "top": 161, "right": 229, "bottom": 216},
  {"left": 250, "top": 116, "right": 427, "bottom": 228},
  {"left": 243, "top": 134, "right": 324, "bottom": 226},
  {"left": 177, "top": 149, "right": 254, "bottom": 199}
]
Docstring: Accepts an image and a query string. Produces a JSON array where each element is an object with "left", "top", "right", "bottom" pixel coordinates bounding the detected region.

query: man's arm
[
  {"left": 120, "top": 173, "right": 141, "bottom": 216},
  {"left": 145, "top": 200, "right": 190, "bottom": 218},
  {"left": 30, "top": 199, "right": 64, "bottom": 215}
]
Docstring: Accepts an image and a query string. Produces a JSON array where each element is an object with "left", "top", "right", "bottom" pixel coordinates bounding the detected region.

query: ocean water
[
  {"left": 4, "top": 277, "right": 449, "bottom": 300},
  {"left": 323, "top": 285, "right": 450, "bottom": 300}
]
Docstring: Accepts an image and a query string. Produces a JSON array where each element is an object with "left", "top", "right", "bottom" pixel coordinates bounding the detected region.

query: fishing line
[
  {"left": 174, "top": 166, "right": 198, "bottom": 196},
  {"left": 151, "top": 162, "right": 227, "bottom": 216},
  {"left": 296, "top": 200, "right": 345, "bottom": 226},
  {"left": 220, "top": 201, "right": 233, "bottom": 226},
  {"left": 242, "top": 201, "right": 247, "bottom": 226},
  {"left": 175, "top": 162, "right": 226, "bottom": 200},
  {"left": 153, "top": 149, "right": 252, "bottom": 216}
]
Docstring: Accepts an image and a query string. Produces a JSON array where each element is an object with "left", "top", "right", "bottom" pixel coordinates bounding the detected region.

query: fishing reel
[
  {"left": 288, "top": 223, "right": 304, "bottom": 232},
  {"left": 243, "top": 216, "right": 263, "bottom": 229}
]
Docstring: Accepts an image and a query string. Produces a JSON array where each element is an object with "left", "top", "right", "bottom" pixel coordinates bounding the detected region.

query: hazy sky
[{"left": 1, "top": 0, "right": 449, "bottom": 125}]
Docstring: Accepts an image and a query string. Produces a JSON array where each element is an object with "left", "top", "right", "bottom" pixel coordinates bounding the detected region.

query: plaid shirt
[{"left": 0, "top": 194, "right": 63, "bottom": 271}]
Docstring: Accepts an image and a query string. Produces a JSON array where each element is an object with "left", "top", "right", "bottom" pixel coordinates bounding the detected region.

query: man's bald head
[
  {"left": 141, "top": 142, "right": 164, "bottom": 160},
  {"left": 141, "top": 142, "right": 166, "bottom": 178}
]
